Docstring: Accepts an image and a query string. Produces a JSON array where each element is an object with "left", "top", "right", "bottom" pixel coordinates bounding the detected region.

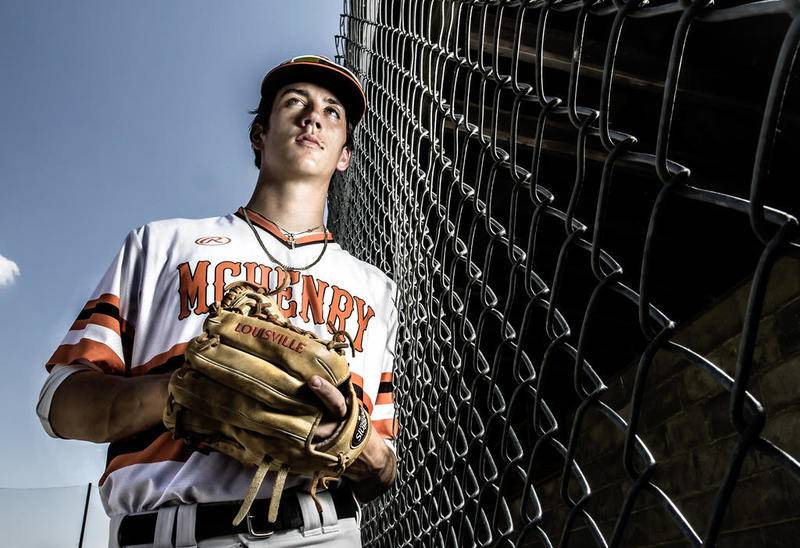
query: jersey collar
[{"left": 235, "top": 207, "right": 336, "bottom": 249}]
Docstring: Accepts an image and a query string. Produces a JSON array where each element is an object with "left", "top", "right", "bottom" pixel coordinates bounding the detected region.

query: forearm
[
  {"left": 49, "top": 369, "right": 171, "bottom": 443},
  {"left": 344, "top": 431, "right": 397, "bottom": 503}
]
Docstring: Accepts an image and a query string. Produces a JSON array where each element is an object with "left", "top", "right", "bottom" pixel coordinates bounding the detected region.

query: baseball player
[{"left": 36, "top": 55, "right": 398, "bottom": 547}]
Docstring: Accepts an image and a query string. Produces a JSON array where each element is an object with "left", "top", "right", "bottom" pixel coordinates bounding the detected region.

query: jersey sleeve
[
  {"left": 45, "top": 228, "right": 144, "bottom": 375},
  {"left": 369, "top": 279, "right": 399, "bottom": 450},
  {"left": 36, "top": 363, "right": 102, "bottom": 437}
]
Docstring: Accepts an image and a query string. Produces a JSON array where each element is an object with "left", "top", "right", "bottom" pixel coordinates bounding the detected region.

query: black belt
[{"left": 117, "top": 487, "right": 358, "bottom": 546}]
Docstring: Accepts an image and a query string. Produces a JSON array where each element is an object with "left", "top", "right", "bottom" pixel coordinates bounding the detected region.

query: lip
[{"left": 296, "top": 134, "right": 322, "bottom": 149}]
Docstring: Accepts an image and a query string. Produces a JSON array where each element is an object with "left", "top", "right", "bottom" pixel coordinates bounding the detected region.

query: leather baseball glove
[{"left": 163, "top": 280, "right": 372, "bottom": 525}]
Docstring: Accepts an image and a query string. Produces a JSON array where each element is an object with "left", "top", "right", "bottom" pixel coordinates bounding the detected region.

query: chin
[
  {"left": 288, "top": 163, "right": 332, "bottom": 181},
  {"left": 292, "top": 154, "right": 335, "bottom": 173}
]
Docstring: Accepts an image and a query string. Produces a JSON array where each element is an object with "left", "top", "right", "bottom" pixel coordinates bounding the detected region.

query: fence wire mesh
[{"left": 330, "top": 0, "right": 800, "bottom": 546}]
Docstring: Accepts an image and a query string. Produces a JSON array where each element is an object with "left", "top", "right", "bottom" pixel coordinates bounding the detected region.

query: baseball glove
[{"left": 163, "top": 279, "right": 372, "bottom": 525}]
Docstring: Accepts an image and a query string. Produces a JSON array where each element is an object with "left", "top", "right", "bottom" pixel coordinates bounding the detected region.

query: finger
[{"left": 309, "top": 375, "right": 347, "bottom": 417}]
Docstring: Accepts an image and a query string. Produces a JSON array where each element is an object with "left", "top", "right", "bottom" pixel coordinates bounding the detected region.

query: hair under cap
[{"left": 259, "top": 55, "right": 367, "bottom": 127}]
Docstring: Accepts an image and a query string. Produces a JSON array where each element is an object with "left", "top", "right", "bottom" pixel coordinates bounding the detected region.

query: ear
[
  {"left": 250, "top": 122, "right": 265, "bottom": 151},
  {"left": 336, "top": 146, "right": 351, "bottom": 172}
]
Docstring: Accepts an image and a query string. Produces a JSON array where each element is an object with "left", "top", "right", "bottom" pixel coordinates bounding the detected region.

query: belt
[{"left": 117, "top": 487, "right": 358, "bottom": 546}]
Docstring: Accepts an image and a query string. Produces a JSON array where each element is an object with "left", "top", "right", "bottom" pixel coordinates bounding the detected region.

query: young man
[{"left": 36, "top": 55, "right": 398, "bottom": 547}]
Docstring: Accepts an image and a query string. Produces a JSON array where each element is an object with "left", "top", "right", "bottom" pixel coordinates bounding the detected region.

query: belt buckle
[{"left": 246, "top": 511, "right": 276, "bottom": 538}]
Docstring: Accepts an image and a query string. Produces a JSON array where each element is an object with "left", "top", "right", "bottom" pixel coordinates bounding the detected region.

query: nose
[{"left": 301, "top": 107, "right": 322, "bottom": 130}]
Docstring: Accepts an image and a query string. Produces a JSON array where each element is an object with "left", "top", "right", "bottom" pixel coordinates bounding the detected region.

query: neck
[{"left": 245, "top": 171, "right": 328, "bottom": 232}]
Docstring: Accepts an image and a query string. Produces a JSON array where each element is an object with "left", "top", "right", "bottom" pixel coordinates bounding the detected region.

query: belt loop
[
  {"left": 318, "top": 491, "right": 340, "bottom": 533},
  {"left": 175, "top": 504, "right": 198, "bottom": 548},
  {"left": 154, "top": 505, "right": 178, "bottom": 548},
  {"left": 296, "top": 490, "right": 340, "bottom": 536},
  {"left": 296, "top": 492, "right": 323, "bottom": 537},
  {"left": 108, "top": 515, "right": 124, "bottom": 548}
]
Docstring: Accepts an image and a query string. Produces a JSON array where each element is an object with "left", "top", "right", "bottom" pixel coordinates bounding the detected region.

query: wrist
[{"left": 351, "top": 430, "right": 395, "bottom": 482}]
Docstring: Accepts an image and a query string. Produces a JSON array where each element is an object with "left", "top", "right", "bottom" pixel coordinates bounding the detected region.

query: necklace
[
  {"left": 242, "top": 208, "right": 329, "bottom": 272},
  {"left": 265, "top": 217, "right": 323, "bottom": 248}
]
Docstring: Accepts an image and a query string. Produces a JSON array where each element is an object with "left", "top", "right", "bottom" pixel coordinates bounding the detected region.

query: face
[{"left": 253, "top": 81, "right": 351, "bottom": 181}]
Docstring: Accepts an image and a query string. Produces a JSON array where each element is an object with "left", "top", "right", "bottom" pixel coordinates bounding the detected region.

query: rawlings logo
[
  {"left": 351, "top": 405, "right": 369, "bottom": 448},
  {"left": 195, "top": 236, "right": 231, "bottom": 246}
]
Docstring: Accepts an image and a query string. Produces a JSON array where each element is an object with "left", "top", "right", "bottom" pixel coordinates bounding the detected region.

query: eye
[
  {"left": 287, "top": 97, "right": 303, "bottom": 106},
  {"left": 326, "top": 107, "right": 341, "bottom": 119}
]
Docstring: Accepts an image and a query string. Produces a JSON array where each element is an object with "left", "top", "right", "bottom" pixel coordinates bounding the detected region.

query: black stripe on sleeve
[
  {"left": 352, "top": 383, "right": 365, "bottom": 403},
  {"left": 77, "top": 301, "right": 122, "bottom": 321}
]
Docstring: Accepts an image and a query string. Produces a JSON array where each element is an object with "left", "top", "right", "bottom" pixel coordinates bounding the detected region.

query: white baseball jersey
[{"left": 37, "top": 207, "right": 398, "bottom": 518}]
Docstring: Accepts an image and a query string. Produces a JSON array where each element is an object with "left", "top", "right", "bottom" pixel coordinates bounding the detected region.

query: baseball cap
[{"left": 260, "top": 54, "right": 367, "bottom": 127}]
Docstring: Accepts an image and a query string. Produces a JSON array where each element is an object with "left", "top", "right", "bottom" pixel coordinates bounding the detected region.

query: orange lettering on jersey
[
  {"left": 299, "top": 275, "right": 329, "bottom": 324},
  {"left": 275, "top": 270, "right": 301, "bottom": 319},
  {"left": 327, "top": 285, "right": 354, "bottom": 335},
  {"left": 351, "top": 296, "right": 375, "bottom": 353},
  {"left": 214, "top": 261, "right": 242, "bottom": 303},
  {"left": 177, "top": 261, "right": 379, "bottom": 354},
  {"left": 177, "top": 261, "right": 210, "bottom": 320},
  {"left": 243, "top": 262, "right": 272, "bottom": 287}
]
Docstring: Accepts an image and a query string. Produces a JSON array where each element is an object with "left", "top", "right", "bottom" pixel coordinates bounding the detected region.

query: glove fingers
[
  {"left": 186, "top": 341, "right": 304, "bottom": 400},
  {"left": 166, "top": 395, "right": 316, "bottom": 467},
  {"left": 166, "top": 370, "right": 367, "bottom": 471},
  {"left": 170, "top": 369, "right": 317, "bottom": 439},
  {"left": 163, "top": 397, "right": 264, "bottom": 466}
]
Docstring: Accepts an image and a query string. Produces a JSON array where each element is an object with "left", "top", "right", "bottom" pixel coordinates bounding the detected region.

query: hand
[
  {"left": 307, "top": 375, "right": 348, "bottom": 440},
  {"left": 307, "top": 374, "right": 397, "bottom": 501}
]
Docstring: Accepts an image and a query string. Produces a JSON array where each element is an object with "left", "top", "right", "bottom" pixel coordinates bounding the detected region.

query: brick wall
[{"left": 524, "top": 257, "right": 800, "bottom": 547}]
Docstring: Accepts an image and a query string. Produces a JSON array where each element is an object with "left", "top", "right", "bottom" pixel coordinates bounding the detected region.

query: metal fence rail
[{"left": 330, "top": 0, "right": 800, "bottom": 546}]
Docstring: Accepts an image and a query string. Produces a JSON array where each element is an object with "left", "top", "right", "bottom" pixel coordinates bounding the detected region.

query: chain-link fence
[{"left": 330, "top": 0, "right": 800, "bottom": 546}]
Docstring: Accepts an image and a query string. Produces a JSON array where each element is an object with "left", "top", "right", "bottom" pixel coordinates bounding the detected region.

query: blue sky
[{"left": 0, "top": 1, "right": 343, "bottom": 544}]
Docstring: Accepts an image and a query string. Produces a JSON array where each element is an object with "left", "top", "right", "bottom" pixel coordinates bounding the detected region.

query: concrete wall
[{"left": 525, "top": 256, "right": 800, "bottom": 547}]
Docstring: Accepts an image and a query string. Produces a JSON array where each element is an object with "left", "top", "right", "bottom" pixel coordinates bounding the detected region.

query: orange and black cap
[{"left": 260, "top": 55, "right": 367, "bottom": 127}]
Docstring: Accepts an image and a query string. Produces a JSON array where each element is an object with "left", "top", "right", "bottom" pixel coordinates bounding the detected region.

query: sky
[{"left": 0, "top": 1, "right": 344, "bottom": 545}]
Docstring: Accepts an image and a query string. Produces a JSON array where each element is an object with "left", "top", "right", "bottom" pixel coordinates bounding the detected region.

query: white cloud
[{"left": 0, "top": 254, "right": 20, "bottom": 287}]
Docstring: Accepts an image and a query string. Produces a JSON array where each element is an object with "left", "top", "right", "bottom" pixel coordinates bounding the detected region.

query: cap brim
[{"left": 261, "top": 62, "right": 366, "bottom": 126}]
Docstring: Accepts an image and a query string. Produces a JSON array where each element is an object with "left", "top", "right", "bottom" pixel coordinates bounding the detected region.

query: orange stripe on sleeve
[
  {"left": 47, "top": 340, "right": 125, "bottom": 374},
  {"left": 376, "top": 392, "right": 394, "bottom": 405},
  {"left": 100, "top": 432, "right": 190, "bottom": 485},
  {"left": 372, "top": 418, "right": 398, "bottom": 440},
  {"left": 380, "top": 372, "right": 393, "bottom": 383},
  {"left": 133, "top": 342, "right": 190, "bottom": 376}
]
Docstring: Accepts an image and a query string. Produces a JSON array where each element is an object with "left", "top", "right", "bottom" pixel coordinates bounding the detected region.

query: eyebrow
[{"left": 280, "top": 88, "right": 343, "bottom": 108}]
